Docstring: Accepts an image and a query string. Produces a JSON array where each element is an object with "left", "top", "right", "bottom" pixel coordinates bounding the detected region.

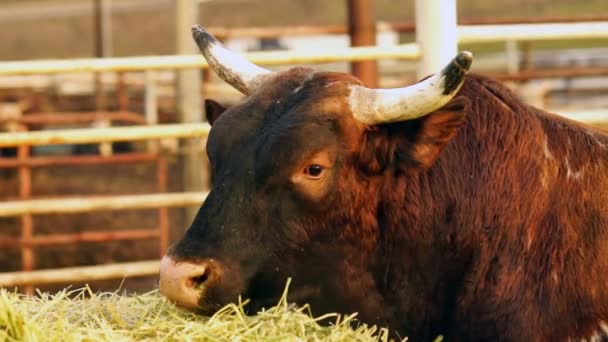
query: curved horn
[
  {"left": 349, "top": 51, "right": 473, "bottom": 125},
  {"left": 192, "top": 24, "right": 272, "bottom": 95}
]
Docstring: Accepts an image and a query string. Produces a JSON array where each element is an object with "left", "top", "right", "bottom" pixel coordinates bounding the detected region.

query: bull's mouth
[
  {"left": 244, "top": 284, "right": 322, "bottom": 314},
  {"left": 160, "top": 256, "right": 325, "bottom": 316},
  {"left": 188, "top": 283, "right": 322, "bottom": 317}
]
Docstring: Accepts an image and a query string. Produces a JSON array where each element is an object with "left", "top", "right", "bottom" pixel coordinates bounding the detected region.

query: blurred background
[{"left": 0, "top": 0, "right": 606, "bottom": 294}]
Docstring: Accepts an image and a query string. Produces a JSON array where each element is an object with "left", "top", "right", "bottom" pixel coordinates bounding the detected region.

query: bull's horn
[
  {"left": 192, "top": 24, "right": 272, "bottom": 95},
  {"left": 349, "top": 51, "right": 473, "bottom": 125}
]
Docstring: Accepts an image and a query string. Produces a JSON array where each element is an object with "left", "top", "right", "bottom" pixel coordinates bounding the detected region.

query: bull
[{"left": 159, "top": 25, "right": 608, "bottom": 341}]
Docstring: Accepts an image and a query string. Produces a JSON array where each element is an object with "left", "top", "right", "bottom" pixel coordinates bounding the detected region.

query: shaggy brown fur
[
  {"left": 373, "top": 74, "right": 608, "bottom": 340},
  {"left": 168, "top": 70, "right": 608, "bottom": 341}
]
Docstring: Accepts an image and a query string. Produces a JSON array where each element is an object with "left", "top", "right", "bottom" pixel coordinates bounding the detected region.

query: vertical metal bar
[
  {"left": 95, "top": 74, "right": 105, "bottom": 111},
  {"left": 17, "top": 126, "right": 34, "bottom": 295},
  {"left": 176, "top": 0, "right": 206, "bottom": 225},
  {"left": 157, "top": 156, "right": 169, "bottom": 256},
  {"left": 347, "top": 0, "right": 378, "bottom": 88},
  {"left": 93, "top": 0, "right": 105, "bottom": 111},
  {"left": 93, "top": 0, "right": 112, "bottom": 58},
  {"left": 93, "top": 0, "right": 103, "bottom": 58},
  {"left": 415, "top": 0, "right": 458, "bottom": 79},
  {"left": 505, "top": 40, "right": 519, "bottom": 75},
  {"left": 117, "top": 72, "right": 128, "bottom": 111},
  {"left": 146, "top": 69, "right": 169, "bottom": 256},
  {"left": 520, "top": 41, "right": 534, "bottom": 71},
  {"left": 145, "top": 71, "right": 159, "bottom": 154},
  {"left": 95, "top": 119, "right": 113, "bottom": 156},
  {"left": 101, "top": 0, "right": 113, "bottom": 57}
]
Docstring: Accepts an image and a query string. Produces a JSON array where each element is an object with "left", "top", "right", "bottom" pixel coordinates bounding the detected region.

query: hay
[{"left": 0, "top": 280, "right": 396, "bottom": 342}]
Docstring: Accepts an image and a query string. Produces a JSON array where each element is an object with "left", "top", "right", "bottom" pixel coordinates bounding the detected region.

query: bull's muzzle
[{"left": 159, "top": 255, "right": 220, "bottom": 311}]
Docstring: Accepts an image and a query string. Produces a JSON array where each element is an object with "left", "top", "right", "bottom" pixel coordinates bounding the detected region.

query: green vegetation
[{"left": 0, "top": 282, "right": 394, "bottom": 342}]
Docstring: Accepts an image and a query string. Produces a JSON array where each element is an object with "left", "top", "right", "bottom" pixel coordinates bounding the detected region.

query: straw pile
[{"left": 0, "top": 280, "right": 397, "bottom": 342}]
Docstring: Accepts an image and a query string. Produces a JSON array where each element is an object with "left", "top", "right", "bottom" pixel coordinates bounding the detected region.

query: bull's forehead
[
  {"left": 206, "top": 68, "right": 363, "bottom": 181},
  {"left": 207, "top": 68, "right": 362, "bottom": 154}
]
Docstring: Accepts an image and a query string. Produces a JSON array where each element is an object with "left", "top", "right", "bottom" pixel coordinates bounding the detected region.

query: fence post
[
  {"left": 17, "top": 124, "right": 34, "bottom": 295},
  {"left": 145, "top": 71, "right": 158, "bottom": 153},
  {"left": 347, "top": 0, "right": 378, "bottom": 88},
  {"left": 176, "top": 0, "right": 206, "bottom": 226},
  {"left": 505, "top": 40, "right": 519, "bottom": 75},
  {"left": 414, "top": 0, "right": 458, "bottom": 79},
  {"left": 93, "top": 0, "right": 112, "bottom": 112}
]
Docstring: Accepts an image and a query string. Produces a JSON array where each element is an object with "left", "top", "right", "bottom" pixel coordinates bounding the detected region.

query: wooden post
[
  {"left": 145, "top": 71, "right": 159, "bottom": 154},
  {"left": 145, "top": 70, "right": 170, "bottom": 255},
  {"left": 93, "top": 0, "right": 104, "bottom": 111},
  {"left": 176, "top": 0, "right": 206, "bottom": 225},
  {"left": 505, "top": 40, "right": 519, "bottom": 75},
  {"left": 415, "top": 0, "right": 458, "bottom": 79},
  {"left": 347, "top": 0, "right": 378, "bottom": 88},
  {"left": 520, "top": 41, "right": 534, "bottom": 71},
  {"left": 93, "top": 0, "right": 112, "bottom": 109},
  {"left": 157, "top": 156, "right": 169, "bottom": 255},
  {"left": 101, "top": 0, "right": 113, "bottom": 57},
  {"left": 17, "top": 125, "right": 34, "bottom": 295}
]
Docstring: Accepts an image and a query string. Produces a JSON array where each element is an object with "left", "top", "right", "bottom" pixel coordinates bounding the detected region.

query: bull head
[{"left": 159, "top": 24, "right": 473, "bottom": 328}]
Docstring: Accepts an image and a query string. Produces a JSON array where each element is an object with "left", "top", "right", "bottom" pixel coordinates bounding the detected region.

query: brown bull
[{"left": 159, "top": 25, "right": 608, "bottom": 341}]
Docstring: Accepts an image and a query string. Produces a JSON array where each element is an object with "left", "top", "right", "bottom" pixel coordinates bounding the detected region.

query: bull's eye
[{"left": 304, "top": 164, "right": 324, "bottom": 179}]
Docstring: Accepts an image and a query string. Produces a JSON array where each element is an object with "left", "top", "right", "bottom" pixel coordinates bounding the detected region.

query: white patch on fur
[
  {"left": 587, "top": 130, "right": 607, "bottom": 150},
  {"left": 525, "top": 231, "right": 534, "bottom": 250},
  {"left": 540, "top": 135, "right": 561, "bottom": 189},
  {"left": 564, "top": 158, "right": 583, "bottom": 180},
  {"left": 543, "top": 136, "right": 554, "bottom": 161},
  {"left": 291, "top": 72, "right": 314, "bottom": 94},
  {"left": 292, "top": 85, "right": 303, "bottom": 94},
  {"left": 577, "top": 321, "right": 608, "bottom": 342}
]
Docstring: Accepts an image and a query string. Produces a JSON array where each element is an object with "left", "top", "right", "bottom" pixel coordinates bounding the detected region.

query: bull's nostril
[
  {"left": 188, "top": 271, "right": 210, "bottom": 288},
  {"left": 159, "top": 256, "right": 216, "bottom": 310},
  {"left": 190, "top": 272, "right": 209, "bottom": 287}
]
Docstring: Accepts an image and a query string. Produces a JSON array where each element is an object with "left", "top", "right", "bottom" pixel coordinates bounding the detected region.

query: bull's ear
[
  {"left": 407, "top": 96, "right": 469, "bottom": 168},
  {"left": 204, "top": 99, "right": 228, "bottom": 126},
  {"left": 357, "top": 97, "right": 469, "bottom": 174}
]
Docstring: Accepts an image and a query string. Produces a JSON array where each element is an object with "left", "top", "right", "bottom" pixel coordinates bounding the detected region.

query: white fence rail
[
  {"left": 0, "top": 261, "right": 161, "bottom": 287},
  {"left": 0, "top": 44, "right": 421, "bottom": 76},
  {"left": 0, "top": 22, "right": 606, "bottom": 76},
  {"left": 0, "top": 123, "right": 209, "bottom": 147},
  {"left": 0, "top": 192, "right": 209, "bottom": 217},
  {"left": 458, "top": 22, "right": 608, "bottom": 44}
]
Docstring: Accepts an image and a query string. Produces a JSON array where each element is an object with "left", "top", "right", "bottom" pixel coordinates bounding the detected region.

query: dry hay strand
[{"left": 0, "top": 279, "right": 397, "bottom": 342}]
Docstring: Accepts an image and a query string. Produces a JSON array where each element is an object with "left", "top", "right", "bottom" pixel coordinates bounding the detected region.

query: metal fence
[{"left": 0, "top": 20, "right": 607, "bottom": 290}]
